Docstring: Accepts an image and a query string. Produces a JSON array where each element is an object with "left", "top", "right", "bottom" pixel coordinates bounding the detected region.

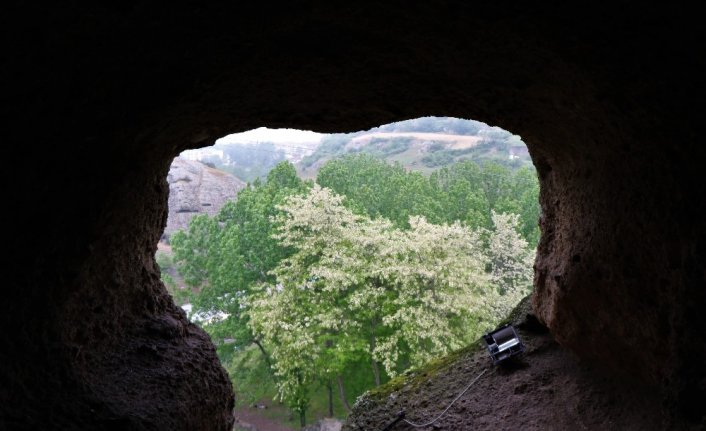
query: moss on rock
[
  {"left": 365, "top": 295, "right": 533, "bottom": 401},
  {"left": 345, "top": 295, "right": 535, "bottom": 430}
]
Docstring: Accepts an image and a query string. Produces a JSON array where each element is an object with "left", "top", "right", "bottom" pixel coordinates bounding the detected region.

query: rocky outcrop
[
  {"left": 164, "top": 157, "right": 245, "bottom": 239},
  {"left": 345, "top": 298, "right": 681, "bottom": 430}
]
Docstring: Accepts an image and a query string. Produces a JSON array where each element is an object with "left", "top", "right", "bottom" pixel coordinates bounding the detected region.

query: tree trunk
[
  {"left": 300, "top": 409, "right": 306, "bottom": 428},
  {"left": 371, "top": 358, "right": 381, "bottom": 387},
  {"left": 253, "top": 339, "right": 271, "bottom": 366},
  {"left": 252, "top": 339, "right": 276, "bottom": 382},
  {"left": 336, "top": 375, "right": 352, "bottom": 413},
  {"left": 327, "top": 379, "right": 334, "bottom": 417},
  {"left": 369, "top": 330, "right": 381, "bottom": 387}
]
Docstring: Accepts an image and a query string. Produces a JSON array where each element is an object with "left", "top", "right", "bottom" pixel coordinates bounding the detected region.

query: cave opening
[
  {"left": 5, "top": 2, "right": 705, "bottom": 429},
  {"left": 157, "top": 117, "right": 540, "bottom": 428}
]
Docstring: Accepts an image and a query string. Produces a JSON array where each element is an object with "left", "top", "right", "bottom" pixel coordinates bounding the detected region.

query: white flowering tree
[
  {"left": 483, "top": 210, "right": 535, "bottom": 320},
  {"left": 248, "top": 186, "right": 526, "bottom": 422},
  {"left": 248, "top": 186, "right": 383, "bottom": 424},
  {"left": 376, "top": 216, "right": 490, "bottom": 371}
]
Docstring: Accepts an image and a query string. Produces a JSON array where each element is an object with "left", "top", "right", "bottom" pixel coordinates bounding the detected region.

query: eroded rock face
[
  {"left": 345, "top": 298, "right": 679, "bottom": 430},
  {"left": 164, "top": 157, "right": 244, "bottom": 239},
  {"left": 4, "top": 1, "right": 705, "bottom": 429}
]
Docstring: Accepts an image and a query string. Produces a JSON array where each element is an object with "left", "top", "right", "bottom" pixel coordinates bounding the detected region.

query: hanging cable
[{"left": 382, "top": 367, "right": 491, "bottom": 430}]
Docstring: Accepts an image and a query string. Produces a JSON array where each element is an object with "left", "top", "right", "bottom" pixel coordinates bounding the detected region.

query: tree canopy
[
  {"left": 167, "top": 156, "right": 538, "bottom": 425},
  {"left": 317, "top": 154, "right": 540, "bottom": 247},
  {"left": 171, "top": 162, "right": 309, "bottom": 352},
  {"left": 247, "top": 185, "right": 532, "bottom": 416}
]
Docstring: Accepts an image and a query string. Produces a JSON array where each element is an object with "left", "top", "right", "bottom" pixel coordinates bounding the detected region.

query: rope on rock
[{"left": 385, "top": 367, "right": 490, "bottom": 430}]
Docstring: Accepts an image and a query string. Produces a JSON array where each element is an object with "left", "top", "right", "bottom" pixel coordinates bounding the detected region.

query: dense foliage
[
  {"left": 167, "top": 155, "right": 538, "bottom": 426},
  {"left": 317, "top": 154, "right": 540, "bottom": 247},
  {"left": 171, "top": 162, "right": 309, "bottom": 352}
]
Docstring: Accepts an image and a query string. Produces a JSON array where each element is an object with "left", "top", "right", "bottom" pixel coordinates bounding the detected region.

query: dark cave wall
[
  {"left": 2, "top": 147, "right": 235, "bottom": 430},
  {"left": 3, "top": 1, "right": 705, "bottom": 428}
]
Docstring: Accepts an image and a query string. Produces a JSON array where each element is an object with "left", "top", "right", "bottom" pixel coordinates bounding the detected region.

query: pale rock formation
[{"left": 163, "top": 157, "right": 245, "bottom": 239}]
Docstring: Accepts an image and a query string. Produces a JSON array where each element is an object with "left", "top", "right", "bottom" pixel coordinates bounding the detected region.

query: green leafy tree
[
  {"left": 317, "top": 154, "right": 442, "bottom": 228},
  {"left": 319, "top": 155, "right": 540, "bottom": 248},
  {"left": 247, "top": 185, "right": 370, "bottom": 424},
  {"left": 431, "top": 162, "right": 490, "bottom": 229},
  {"left": 503, "top": 166, "right": 541, "bottom": 246},
  {"left": 171, "top": 162, "right": 309, "bottom": 355},
  {"left": 433, "top": 160, "right": 540, "bottom": 246}
]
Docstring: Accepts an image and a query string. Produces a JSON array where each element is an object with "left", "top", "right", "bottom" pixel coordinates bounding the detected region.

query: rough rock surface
[
  {"left": 345, "top": 298, "right": 688, "bottom": 430},
  {"left": 4, "top": 1, "right": 705, "bottom": 430},
  {"left": 164, "top": 157, "right": 244, "bottom": 239}
]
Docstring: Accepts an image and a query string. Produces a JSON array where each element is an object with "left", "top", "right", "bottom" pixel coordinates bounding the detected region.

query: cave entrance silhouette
[{"left": 5, "top": 3, "right": 705, "bottom": 429}]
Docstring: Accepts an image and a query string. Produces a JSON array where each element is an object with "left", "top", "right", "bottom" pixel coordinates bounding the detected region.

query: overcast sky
[{"left": 215, "top": 127, "right": 322, "bottom": 145}]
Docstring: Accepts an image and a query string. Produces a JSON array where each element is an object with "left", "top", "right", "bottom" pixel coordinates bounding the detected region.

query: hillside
[
  {"left": 297, "top": 117, "right": 531, "bottom": 178},
  {"left": 181, "top": 127, "right": 321, "bottom": 183},
  {"left": 177, "top": 118, "right": 532, "bottom": 183}
]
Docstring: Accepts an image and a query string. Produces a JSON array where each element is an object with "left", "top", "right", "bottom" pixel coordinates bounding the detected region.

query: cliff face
[{"left": 164, "top": 157, "right": 245, "bottom": 239}]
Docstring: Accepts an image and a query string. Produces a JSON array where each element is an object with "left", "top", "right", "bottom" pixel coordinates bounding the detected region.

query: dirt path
[{"left": 234, "top": 407, "right": 296, "bottom": 431}]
